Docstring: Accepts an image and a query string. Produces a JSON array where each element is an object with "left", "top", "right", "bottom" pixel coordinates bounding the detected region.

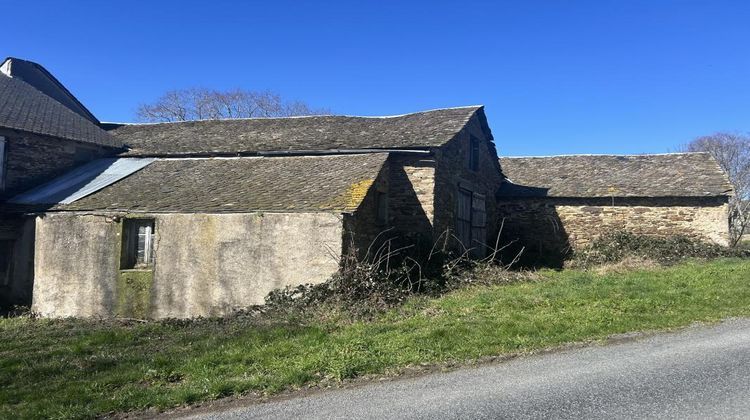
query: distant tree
[
  {"left": 135, "top": 88, "right": 329, "bottom": 122},
  {"left": 684, "top": 132, "right": 750, "bottom": 247}
]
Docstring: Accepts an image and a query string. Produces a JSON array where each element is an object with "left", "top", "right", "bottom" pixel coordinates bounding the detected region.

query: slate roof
[
  {"left": 498, "top": 153, "right": 733, "bottom": 198},
  {"left": 0, "top": 73, "right": 120, "bottom": 147},
  {"left": 55, "top": 153, "right": 389, "bottom": 212},
  {"left": 1, "top": 57, "right": 100, "bottom": 124},
  {"left": 108, "top": 106, "right": 483, "bottom": 156}
]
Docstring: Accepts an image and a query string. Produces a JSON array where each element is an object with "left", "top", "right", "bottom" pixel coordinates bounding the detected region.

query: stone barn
[
  {"left": 6, "top": 104, "right": 504, "bottom": 318},
  {"left": 496, "top": 153, "right": 733, "bottom": 266},
  {"left": 0, "top": 57, "right": 737, "bottom": 318}
]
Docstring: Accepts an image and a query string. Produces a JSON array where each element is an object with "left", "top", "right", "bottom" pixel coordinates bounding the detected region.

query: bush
[
  {"left": 264, "top": 231, "right": 528, "bottom": 318},
  {"left": 569, "top": 231, "right": 750, "bottom": 268}
]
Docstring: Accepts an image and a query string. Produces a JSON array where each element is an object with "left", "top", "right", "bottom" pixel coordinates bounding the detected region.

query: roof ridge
[
  {"left": 103, "top": 105, "right": 483, "bottom": 126},
  {"left": 500, "top": 152, "right": 710, "bottom": 159},
  {"left": 152, "top": 152, "right": 394, "bottom": 161}
]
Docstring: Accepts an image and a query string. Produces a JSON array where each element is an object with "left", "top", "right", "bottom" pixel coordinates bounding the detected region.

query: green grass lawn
[{"left": 2, "top": 259, "right": 750, "bottom": 419}]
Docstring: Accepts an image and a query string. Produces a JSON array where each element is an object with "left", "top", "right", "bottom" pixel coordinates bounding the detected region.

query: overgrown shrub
[
  {"left": 569, "top": 231, "right": 750, "bottom": 268},
  {"left": 264, "top": 230, "right": 528, "bottom": 318}
]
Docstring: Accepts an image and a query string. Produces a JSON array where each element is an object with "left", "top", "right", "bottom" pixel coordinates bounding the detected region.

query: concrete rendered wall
[
  {"left": 33, "top": 214, "right": 120, "bottom": 317},
  {"left": 32, "top": 212, "right": 343, "bottom": 318},
  {"left": 151, "top": 213, "right": 342, "bottom": 318}
]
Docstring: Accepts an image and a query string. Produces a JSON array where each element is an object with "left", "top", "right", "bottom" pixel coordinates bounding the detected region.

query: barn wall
[
  {"left": 433, "top": 114, "right": 504, "bottom": 254},
  {"left": 344, "top": 161, "right": 391, "bottom": 256},
  {"left": 32, "top": 212, "right": 343, "bottom": 318},
  {"left": 32, "top": 214, "right": 120, "bottom": 317},
  {"left": 496, "top": 197, "right": 731, "bottom": 266},
  {"left": 0, "top": 128, "right": 115, "bottom": 199},
  {"left": 387, "top": 154, "right": 435, "bottom": 240},
  {"left": 0, "top": 216, "right": 36, "bottom": 308}
]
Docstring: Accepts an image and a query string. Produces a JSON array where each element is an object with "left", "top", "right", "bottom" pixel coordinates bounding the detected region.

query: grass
[{"left": 2, "top": 259, "right": 750, "bottom": 419}]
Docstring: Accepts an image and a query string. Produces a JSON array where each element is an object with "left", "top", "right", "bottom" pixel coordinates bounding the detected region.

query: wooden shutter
[
  {"left": 456, "top": 189, "right": 473, "bottom": 250},
  {"left": 471, "top": 193, "right": 487, "bottom": 257}
]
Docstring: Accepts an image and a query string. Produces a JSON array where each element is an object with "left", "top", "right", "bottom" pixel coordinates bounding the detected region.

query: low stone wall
[
  {"left": 496, "top": 197, "right": 730, "bottom": 266},
  {"left": 32, "top": 212, "right": 343, "bottom": 318}
]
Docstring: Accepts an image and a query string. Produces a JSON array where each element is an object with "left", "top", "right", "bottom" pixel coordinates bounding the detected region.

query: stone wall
[
  {"left": 0, "top": 128, "right": 115, "bottom": 198},
  {"left": 496, "top": 197, "right": 731, "bottom": 266},
  {"left": 433, "top": 114, "right": 504, "bottom": 254},
  {"left": 32, "top": 212, "right": 343, "bottom": 318},
  {"left": 344, "top": 161, "right": 392, "bottom": 256},
  {"left": 386, "top": 154, "right": 435, "bottom": 240}
]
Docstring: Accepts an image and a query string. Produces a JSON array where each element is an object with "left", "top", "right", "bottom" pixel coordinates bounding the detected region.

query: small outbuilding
[{"left": 497, "top": 153, "right": 734, "bottom": 265}]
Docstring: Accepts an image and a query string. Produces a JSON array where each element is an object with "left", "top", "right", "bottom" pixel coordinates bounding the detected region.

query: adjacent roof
[
  {"left": 108, "top": 106, "right": 484, "bottom": 156},
  {"left": 1, "top": 57, "right": 99, "bottom": 124},
  {"left": 9, "top": 158, "right": 155, "bottom": 205},
  {"left": 0, "top": 73, "right": 121, "bottom": 147},
  {"left": 498, "top": 153, "right": 734, "bottom": 198},
  {"left": 52, "top": 153, "right": 389, "bottom": 212}
]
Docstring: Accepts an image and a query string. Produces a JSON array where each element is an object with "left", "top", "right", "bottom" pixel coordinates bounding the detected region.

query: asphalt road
[{"left": 183, "top": 318, "right": 750, "bottom": 420}]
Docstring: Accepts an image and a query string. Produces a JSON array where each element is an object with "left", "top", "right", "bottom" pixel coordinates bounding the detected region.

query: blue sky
[{"left": 3, "top": 0, "right": 749, "bottom": 156}]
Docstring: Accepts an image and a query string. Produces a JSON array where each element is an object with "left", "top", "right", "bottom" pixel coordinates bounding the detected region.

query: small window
[
  {"left": 121, "top": 219, "right": 155, "bottom": 269},
  {"left": 0, "top": 240, "right": 13, "bottom": 286},
  {"left": 0, "top": 136, "right": 7, "bottom": 191},
  {"left": 376, "top": 191, "right": 388, "bottom": 225},
  {"left": 468, "top": 136, "right": 480, "bottom": 171}
]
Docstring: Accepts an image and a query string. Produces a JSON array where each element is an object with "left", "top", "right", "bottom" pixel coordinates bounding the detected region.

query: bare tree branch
[
  {"left": 136, "top": 88, "right": 329, "bottom": 122},
  {"left": 683, "top": 132, "right": 750, "bottom": 246}
]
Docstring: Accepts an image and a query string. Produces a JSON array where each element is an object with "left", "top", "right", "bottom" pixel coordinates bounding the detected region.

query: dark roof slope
[
  {"left": 498, "top": 153, "right": 733, "bottom": 198},
  {"left": 1, "top": 57, "right": 99, "bottom": 124},
  {"left": 0, "top": 74, "right": 120, "bottom": 147},
  {"left": 56, "top": 153, "right": 388, "bottom": 212},
  {"left": 108, "top": 106, "right": 483, "bottom": 156}
]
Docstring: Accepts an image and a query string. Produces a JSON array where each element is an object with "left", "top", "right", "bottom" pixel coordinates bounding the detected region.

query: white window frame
[{"left": 121, "top": 219, "right": 156, "bottom": 269}]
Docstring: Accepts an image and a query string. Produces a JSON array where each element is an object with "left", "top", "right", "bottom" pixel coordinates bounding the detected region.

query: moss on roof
[{"left": 56, "top": 153, "right": 389, "bottom": 213}]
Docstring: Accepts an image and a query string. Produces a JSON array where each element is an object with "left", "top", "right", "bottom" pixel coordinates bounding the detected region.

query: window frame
[
  {"left": 121, "top": 218, "right": 156, "bottom": 270},
  {"left": 468, "top": 136, "right": 480, "bottom": 172}
]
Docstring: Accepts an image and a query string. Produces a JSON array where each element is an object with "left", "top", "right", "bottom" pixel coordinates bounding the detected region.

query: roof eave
[{"left": 120, "top": 148, "right": 433, "bottom": 159}]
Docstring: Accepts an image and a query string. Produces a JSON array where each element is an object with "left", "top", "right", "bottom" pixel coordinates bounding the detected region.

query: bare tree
[
  {"left": 136, "top": 88, "right": 329, "bottom": 122},
  {"left": 684, "top": 132, "right": 750, "bottom": 247}
]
